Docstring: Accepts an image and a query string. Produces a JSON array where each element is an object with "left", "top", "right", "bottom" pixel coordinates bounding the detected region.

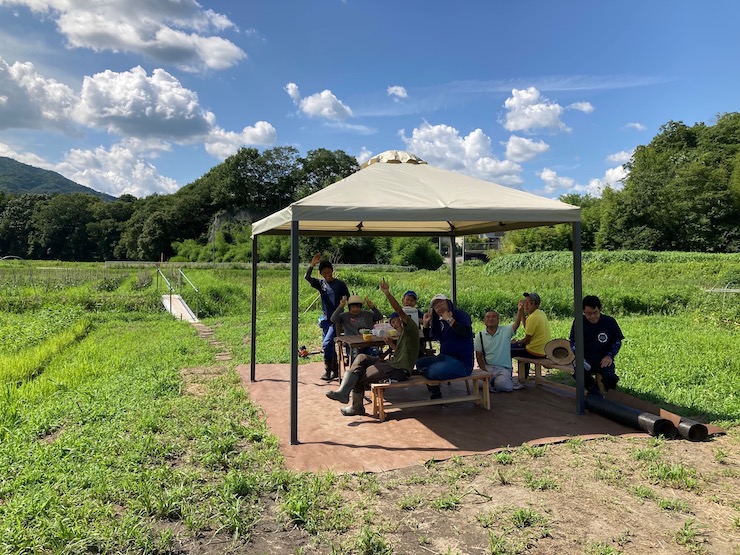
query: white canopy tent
[{"left": 250, "top": 151, "right": 586, "bottom": 444}]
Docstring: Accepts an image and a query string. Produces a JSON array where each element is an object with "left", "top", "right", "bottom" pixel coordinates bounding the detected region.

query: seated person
[
  {"left": 417, "top": 294, "right": 474, "bottom": 399},
  {"left": 326, "top": 279, "right": 419, "bottom": 416},
  {"left": 510, "top": 292, "right": 550, "bottom": 376},
  {"left": 570, "top": 295, "right": 624, "bottom": 396},
  {"left": 401, "top": 290, "right": 424, "bottom": 324},
  {"left": 331, "top": 294, "right": 383, "bottom": 337},
  {"left": 474, "top": 309, "right": 524, "bottom": 392}
]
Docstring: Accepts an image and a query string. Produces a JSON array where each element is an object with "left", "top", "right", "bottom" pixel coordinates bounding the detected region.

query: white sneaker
[{"left": 512, "top": 381, "right": 526, "bottom": 390}]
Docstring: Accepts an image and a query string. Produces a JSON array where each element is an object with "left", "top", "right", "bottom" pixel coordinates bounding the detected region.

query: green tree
[
  {"left": 0, "top": 194, "right": 50, "bottom": 257},
  {"left": 294, "top": 148, "right": 359, "bottom": 199},
  {"left": 28, "top": 193, "right": 99, "bottom": 260}
]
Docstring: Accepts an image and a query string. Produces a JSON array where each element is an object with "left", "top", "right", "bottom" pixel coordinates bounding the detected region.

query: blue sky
[{"left": 1, "top": 1, "right": 738, "bottom": 199}]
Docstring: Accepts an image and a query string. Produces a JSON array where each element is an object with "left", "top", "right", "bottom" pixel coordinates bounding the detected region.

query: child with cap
[{"left": 331, "top": 294, "right": 384, "bottom": 337}]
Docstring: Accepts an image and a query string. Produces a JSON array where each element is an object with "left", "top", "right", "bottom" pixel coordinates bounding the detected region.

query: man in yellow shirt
[{"left": 510, "top": 292, "right": 551, "bottom": 376}]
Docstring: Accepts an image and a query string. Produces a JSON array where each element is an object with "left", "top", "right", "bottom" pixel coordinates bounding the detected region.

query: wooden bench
[
  {"left": 370, "top": 369, "right": 492, "bottom": 422},
  {"left": 513, "top": 356, "right": 574, "bottom": 384}
]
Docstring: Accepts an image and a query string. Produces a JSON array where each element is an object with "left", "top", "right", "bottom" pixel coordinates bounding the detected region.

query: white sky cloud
[
  {"left": 2, "top": 0, "right": 245, "bottom": 72},
  {"left": 74, "top": 66, "right": 213, "bottom": 139},
  {"left": 626, "top": 122, "right": 647, "bottom": 131},
  {"left": 356, "top": 146, "right": 373, "bottom": 165},
  {"left": 204, "top": 122, "right": 277, "bottom": 159},
  {"left": 298, "top": 89, "right": 353, "bottom": 121},
  {"left": 538, "top": 167, "right": 576, "bottom": 195},
  {"left": 503, "top": 87, "right": 569, "bottom": 133},
  {"left": 567, "top": 101, "right": 594, "bottom": 113},
  {"left": 606, "top": 150, "right": 632, "bottom": 164},
  {"left": 541, "top": 164, "right": 629, "bottom": 197},
  {"left": 401, "top": 121, "right": 522, "bottom": 185},
  {"left": 387, "top": 85, "right": 407, "bottom": 100},
  {"left": 580, "top": 165, "right": 628, "bottom": 196},
  {"left": 1, "top": 58, "right": 277, "bottom": 195},
  {"left": 0, "top": 57, "right": 77, "bottom": 131},
  {"left": 53, "top": 138, "right": 179, "bottom": 197},
  {"left": 504, "top": 135, "right": 550, "bottom": 163},
  {"left": 284, "top": 82, "right": 301, "bottom": 104}
]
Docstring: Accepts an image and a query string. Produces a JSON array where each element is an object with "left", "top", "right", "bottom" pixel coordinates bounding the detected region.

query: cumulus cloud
[
  {"left": 298, "top": 89, "right": 353, "bottom": 121},
  {"left": 284, "top": 82, "right": 301, "bottom": 104},
  {"left": 2, "top": 0, "right": 245, "bottom": 72},
  {"left": 387, "top": 85, "right": 407, "bottom": 100},
  {"left": 0, "top": 142, "right": 50, "bottom": 167},
  {"left": 401, "top": 121, "right": 522, "bottom": 185},
  {"left": 204, "top": 121, "right": 276, "bottom": 159},
  {"left": 625, "top": 122, "right": 647, "bottom": 131},
  {"left": 0, "top": 57, "right": 76, "bottom": 131},
  {"left": 503, "top": 87, "right": 568, "bottom": 133},
  {"left": 356, "top": 146, "right": 373, "bottom": 165},
  {"left": 74, "top": 66, "right": 213, "bottom": 139},
  {"left": 538, "top": 168, "right": 577, "bottom": 195},
  {"left": 54, "top": 138, "right": 180, "bottom": 197},
  {"left": 606, "top": 150, "right": 632, "bottom": 164},
  {"left": 567, "top": 101, "right": 594, "bottom": 113},
  {"left": 539, "top": 164, "right": 629, "bottom": 198},
  {"left": 579, "top": 165, "right": 628, "bottom": 196},
  {"left": 504, "top": 135, "right": 550, "bottom": 163}
]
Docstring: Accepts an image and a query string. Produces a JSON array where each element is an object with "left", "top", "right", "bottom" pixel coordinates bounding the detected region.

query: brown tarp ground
[{"left": 236, "top": 362, "right": 722, "bottom": 473}]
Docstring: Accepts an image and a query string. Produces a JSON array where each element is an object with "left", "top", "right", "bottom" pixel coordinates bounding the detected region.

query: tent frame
[{"left": 250, "top": 225, "right": 584, "bottom": 445}]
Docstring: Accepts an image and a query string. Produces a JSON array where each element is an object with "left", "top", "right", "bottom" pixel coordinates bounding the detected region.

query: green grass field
[{"left": 0, "top": 252, "right": 738, "bottom": 552}]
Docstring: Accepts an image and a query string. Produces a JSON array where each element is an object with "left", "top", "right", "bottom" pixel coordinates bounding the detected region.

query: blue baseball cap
[
  {"left": 388, "top": 312, "right": 400, "bottom": 321},
  {"left": 403, "top": 290, "right": 417, "bottom": 299}
]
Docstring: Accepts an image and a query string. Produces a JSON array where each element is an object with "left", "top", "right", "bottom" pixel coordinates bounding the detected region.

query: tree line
[{"left": 1, "top": 114, "right": 739, "bottom": 266}]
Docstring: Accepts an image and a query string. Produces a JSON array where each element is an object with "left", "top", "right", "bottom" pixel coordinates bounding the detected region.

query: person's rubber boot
[
  {"left": 326, "top": 372, "right": 359, "bottom": 404},
  {"left": 320, "top": 360, "right": 333, "bottom": 381},
  {"left": 428, "top": 385, "right": 443, "bottom": 400},
  {"left": 341, "top": 390, "right": 366, "bottom": 416},
  {"left": 329, "top": 358, "right": 340, "bottom": 381}
]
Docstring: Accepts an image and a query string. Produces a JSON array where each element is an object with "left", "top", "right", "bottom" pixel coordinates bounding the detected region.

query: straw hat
[
  {"left": 346, "top": 294, "right": 363, "bottom": 306},
  {"left": 545, "top": 338, "right": 575, "bottom": 365}
]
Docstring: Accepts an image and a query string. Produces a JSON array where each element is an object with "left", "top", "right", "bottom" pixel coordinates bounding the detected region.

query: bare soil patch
[{"left": 241, "top": 431, "right": 739, "bottom": 555}]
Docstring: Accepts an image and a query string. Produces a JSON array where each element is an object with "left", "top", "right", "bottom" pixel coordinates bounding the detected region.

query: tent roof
[{"left": 251, "top": 150, "right": 580, "bottom": 237}]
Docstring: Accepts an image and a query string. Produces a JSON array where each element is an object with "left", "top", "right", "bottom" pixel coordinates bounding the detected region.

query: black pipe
[
  {"left": 585, "top": 396, "right": 677, "bottom": 438},
  {"left": 676, "top": 419, "right": 708, "bottom": 442}
]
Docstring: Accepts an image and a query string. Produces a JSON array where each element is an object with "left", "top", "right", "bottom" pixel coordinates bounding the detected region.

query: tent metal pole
[
  {"left": 572, "top": 221, "right": 585, "bottom": 415},
  {"left": 250, "top": 234, "right": 258, "bottom": 382},
  {"left": 290, "top": 221, "right": 300, "bottom": 444},
  {"left": 450, "top": 236, "right": 457, "bottom": 304}
]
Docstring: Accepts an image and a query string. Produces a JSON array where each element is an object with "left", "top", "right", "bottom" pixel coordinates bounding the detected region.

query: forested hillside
[
  {"left": 0, "top": 114, "right": 739, "bottom": 263},
  {"left": 0, "top": 157, "right": 115, "bottom": 201}
]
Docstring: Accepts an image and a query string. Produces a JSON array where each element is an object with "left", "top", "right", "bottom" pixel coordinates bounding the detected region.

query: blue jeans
[
  {"left": 319, "top": 318, "right": 337, "bottom": 362},
  {"left": 415, "top": 354, "right": 472, "bottom": 380}
]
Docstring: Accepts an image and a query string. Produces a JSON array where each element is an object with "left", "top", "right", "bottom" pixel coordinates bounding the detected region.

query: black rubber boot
[
  {"left": 341, "top": 390, "right": 366, "bottom": 416},
  {"left": 326, "top": 372, "right": 359, "bottom": 404},
  {"left": 428, "top": 385, "right": 443, "bottom": 400},
  {"left": 320, "top": 360, "right": 333, "bottom": 381},
  {"left": 329, "top": 358, "right": 340, "bottom": 381}
]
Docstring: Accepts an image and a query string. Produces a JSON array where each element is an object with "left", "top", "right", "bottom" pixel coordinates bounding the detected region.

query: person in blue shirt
[
  {"left": 417, "top": 294, "right": 474, "bottom": 399},
  {"left": 304, "top": 253, "right": 350, "bottom": 381},
  {"left": 474, "top": 308, "right": 525, "bottom": 392}
]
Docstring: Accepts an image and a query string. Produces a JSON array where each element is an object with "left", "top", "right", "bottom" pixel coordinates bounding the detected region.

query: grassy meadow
[{"left": 0, "top": 252, "right": 738, "bottom": 552}]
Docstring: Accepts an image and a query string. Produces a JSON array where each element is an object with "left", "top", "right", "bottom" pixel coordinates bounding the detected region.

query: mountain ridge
[{"left": 0, "top": 156, "right": 116, "bottom": 201}]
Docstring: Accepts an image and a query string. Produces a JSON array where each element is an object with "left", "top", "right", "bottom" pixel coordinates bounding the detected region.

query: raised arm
[
  {"left": 512, "top": 299, "right": 524, "bottom": 333},
  {"left": 379, "top": 278, "right": 408, "bottom": 323}
]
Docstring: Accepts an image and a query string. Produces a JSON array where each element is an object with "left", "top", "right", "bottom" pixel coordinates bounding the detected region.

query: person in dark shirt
[
  {"left": 417, "top": 294, "right": 474, "bottom": 399},
  {"left": 570, "top": 295, "right": 625, "bottom": 396},
  {"left": 305, "top": 253, "right": 350, "bottom": 381}
]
